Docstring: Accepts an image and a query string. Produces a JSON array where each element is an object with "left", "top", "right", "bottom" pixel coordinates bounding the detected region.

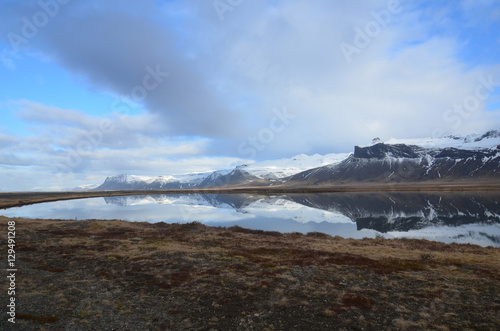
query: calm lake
[{"left": 2, "top": 192, "right": 500, "bottom": 247}]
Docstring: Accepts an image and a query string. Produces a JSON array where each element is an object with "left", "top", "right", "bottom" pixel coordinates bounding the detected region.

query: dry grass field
[{"left": 1, "top": 216, "right": 499, "bottom": 330}]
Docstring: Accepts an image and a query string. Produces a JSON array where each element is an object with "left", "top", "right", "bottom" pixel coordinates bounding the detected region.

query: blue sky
[{"left": 0, "top": 0, "right": 500, "bottom": 191}]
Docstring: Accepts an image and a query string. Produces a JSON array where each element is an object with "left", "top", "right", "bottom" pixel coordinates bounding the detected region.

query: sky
[{"left": 0, "top": 0, "right": 500, "bottom": 191}]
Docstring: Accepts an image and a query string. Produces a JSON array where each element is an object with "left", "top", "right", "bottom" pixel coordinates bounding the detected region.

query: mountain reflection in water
[
  {"left": 102, "top": 192, "right": 500, "bottom": 247},
  {"left": 2, "top": 192, "right": 499, "bottom": 246}
]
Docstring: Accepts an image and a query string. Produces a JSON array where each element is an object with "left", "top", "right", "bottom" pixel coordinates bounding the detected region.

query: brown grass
[{"left": 0, "top": 216, "right": 499, "bottom": 330}]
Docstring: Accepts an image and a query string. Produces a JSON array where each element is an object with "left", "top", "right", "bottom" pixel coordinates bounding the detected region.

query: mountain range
[{"left": 94, "top": 130, "right": 500, "bottom": 190}]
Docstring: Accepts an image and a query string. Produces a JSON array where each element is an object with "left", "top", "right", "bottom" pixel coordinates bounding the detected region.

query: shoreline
[{"left": 2, "top": 182, "right": 500, "bottom": 209}]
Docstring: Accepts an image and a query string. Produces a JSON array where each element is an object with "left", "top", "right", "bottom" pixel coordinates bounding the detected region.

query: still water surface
[{"left": 2, "top": 192, "right": 500, "bottom": 247}]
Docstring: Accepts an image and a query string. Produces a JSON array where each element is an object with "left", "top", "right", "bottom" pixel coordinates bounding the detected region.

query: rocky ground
[{"left": 1, "top": 216, "right": 499, "bottom": 330}]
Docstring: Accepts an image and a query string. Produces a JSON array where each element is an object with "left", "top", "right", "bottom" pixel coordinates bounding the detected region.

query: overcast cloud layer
[{"left": 1, "top": 0, "right": 500, "bottom": 190}]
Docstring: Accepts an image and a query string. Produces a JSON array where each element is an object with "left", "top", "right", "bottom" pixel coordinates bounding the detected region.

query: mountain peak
[
  {"left": 475, "top": 130, "right": 500, "bottom": 142},
  {"left": 105, "top": 174, "right": 128, "bottom": 183}
]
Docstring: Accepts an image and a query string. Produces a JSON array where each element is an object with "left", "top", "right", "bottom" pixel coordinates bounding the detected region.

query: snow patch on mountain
[
  {"left": 125, "top": 175, "right": 155, "bottom": 184},
  {"left": 381, "top": 130, "right": 500, "bottom": 150},
  {"left": 173, "top": 172, "right": 213, "bottom": 184},
  {"left": 236, "top": 153, "right": 351, "bottom": 179}
]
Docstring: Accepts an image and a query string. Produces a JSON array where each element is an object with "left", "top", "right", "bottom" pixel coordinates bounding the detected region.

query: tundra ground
[{"left": 1, "top": 216, "right": 499, "bottom": 330}]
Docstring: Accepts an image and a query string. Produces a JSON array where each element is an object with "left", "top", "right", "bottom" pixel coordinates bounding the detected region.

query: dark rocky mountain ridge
[{"left": 287, "top": 134, "right": 500, "bottom": 186}]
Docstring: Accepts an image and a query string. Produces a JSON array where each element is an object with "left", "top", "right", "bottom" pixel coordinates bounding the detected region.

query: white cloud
[{"left": 0, "top": 100, "right": 251, "bottom": 190}]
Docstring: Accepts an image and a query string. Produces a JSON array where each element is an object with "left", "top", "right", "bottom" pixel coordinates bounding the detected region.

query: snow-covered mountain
[
  {"left": 287, "top": 130, "right": 500, "bottom": 186},
  {"left": 95, "top": 173, "right": 210, "bottom": 190},
  {"left": 94, "top": 152, "right": 351, "bottom": 190},
  {"left": 195, "top": 169, "right": 233, "bottom": 188},
  {"left": 236, "top": 153, "right": 351, "bottom": 179},
  {"left": 195, "top": 153, "right": 351, "bottom": 188},
  {"left": 94, "top": 130, "right": 500, "bottom": 190}
]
